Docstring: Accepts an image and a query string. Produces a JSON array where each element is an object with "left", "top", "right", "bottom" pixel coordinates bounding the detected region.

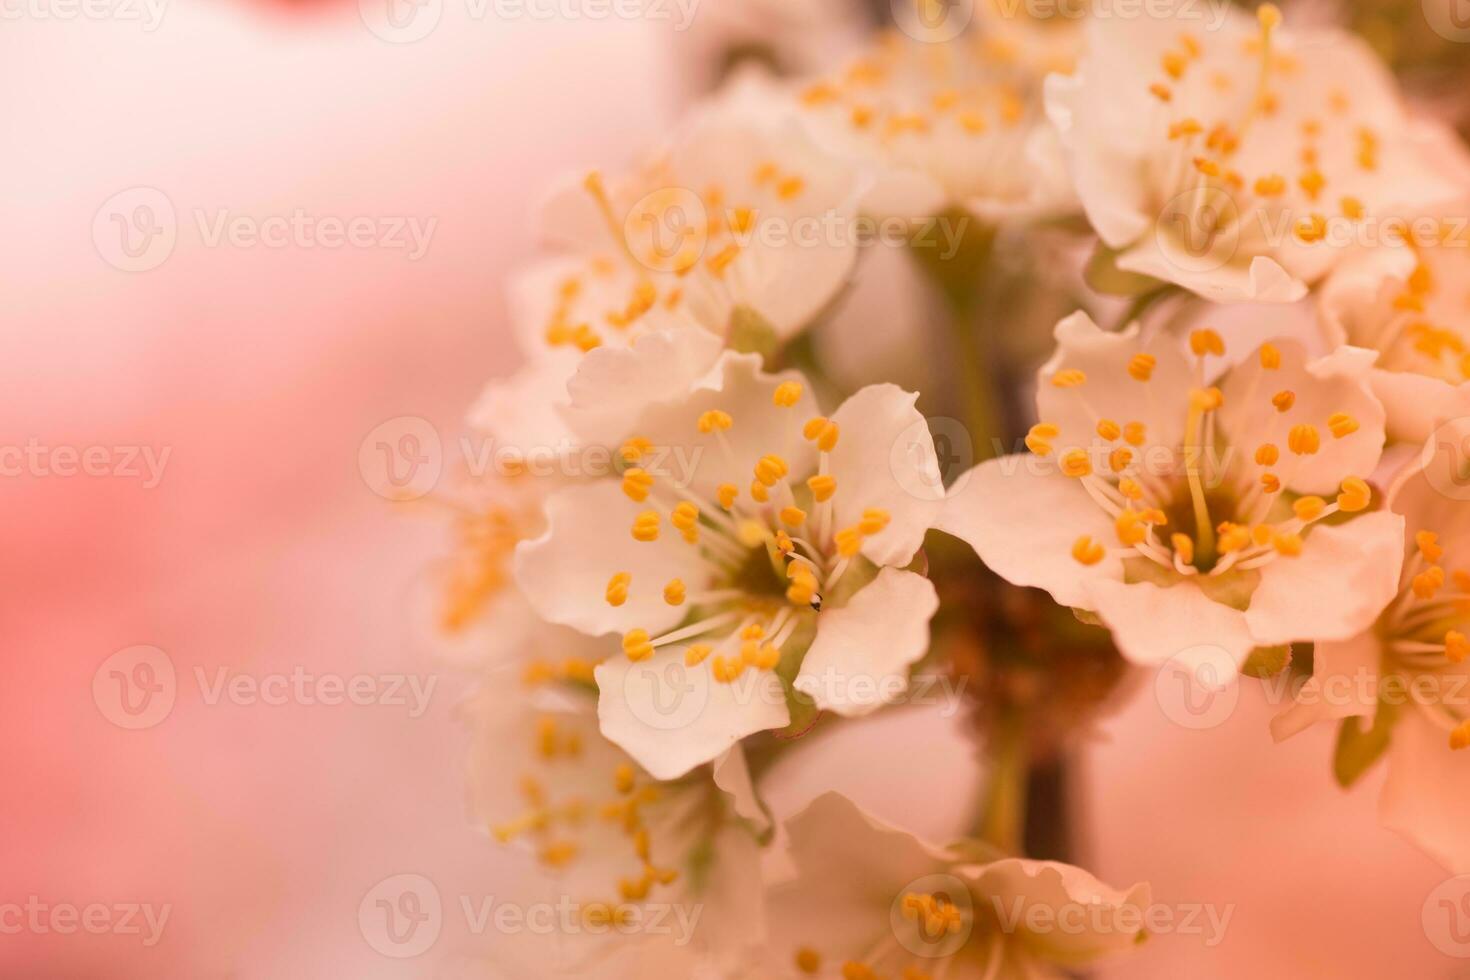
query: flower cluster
[{"left": 416, "top": 0, "right": 1470, "bottom": 973}]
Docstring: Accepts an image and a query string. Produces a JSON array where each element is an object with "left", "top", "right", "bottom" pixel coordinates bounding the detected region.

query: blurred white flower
[
  {"left": 939, "top": 311, "right": 1403, "bottom": 668},
  {"left": 766, "top": 792, "right": 1150, "bottom": 979},
  {"left": 1046, "top": 2, "right": 1465, "bottom": 301},
  {"left": 1274, "top": 419, "right": 1470, "bottom": 873},
  {"left": 514, "top": 351, "right": 943, "bottom": 778}
]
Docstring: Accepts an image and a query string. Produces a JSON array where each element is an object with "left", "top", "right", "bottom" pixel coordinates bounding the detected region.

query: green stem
[
  {"left": 976, "top": 712, "right": 1029, "bottom": 854},
  {"left": 948, "top": 302, "right": 1004, "bottom": 462}
]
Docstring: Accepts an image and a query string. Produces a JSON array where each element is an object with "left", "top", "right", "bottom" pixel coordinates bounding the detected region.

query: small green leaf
[
  {"left": 1332, "top": 701, "right": 1398, "bottom": 788},
  {"left": 727, "top": 305, "right": 778, "bottom": 358},
  {"left": 1084, "top": 243, "right": 1165, "bottom": 297}
]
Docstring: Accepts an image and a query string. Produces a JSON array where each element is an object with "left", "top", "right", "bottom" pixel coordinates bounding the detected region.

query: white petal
[
  {"left": 466, "top": 362, "right": 579, "bottom": 454},
  {"left": 827, "top": 384, "right": 944, "bottom": 567},
  {"left": 594, "top": 647, "right": 789, "bottom": 780},
  {"left": 1085, "top": 578, "right": 1256, "bottom": 669},
  {"left": 1381, "top": 709, "right": 1470, "bottom": 874},
  {"left": 1035, "top": 310, "right": 1195, "bottom": 460},
  {"left": 1217, "top": 340, "right": 1386, "bottom": 496},
  {"left": 561, "top": 326, "right": 724, "bottom": 445},
  {"left": 938, "top": 457, "right": 1121, "bottom": 611},
  {"left": 1369, "top": 369, "right": 1470, "bottom": 446},
  {"left": 513, "top": 482, "right": 709, "bottom": 637},
  {"left": 1244, "top": 510, "right": 1405, "bottom": 647},
  {"left": 712, "top": 744, "right": 770, "bottom": 835},
  {"left": 970, "top": 858, "right": 1151, "bottom": 964},
  {"left": 794, "top": 567, "right": 939, "bottom": 717},
  {"left": 1270, "top": 631, "right": 1382, "bottom": 741}
]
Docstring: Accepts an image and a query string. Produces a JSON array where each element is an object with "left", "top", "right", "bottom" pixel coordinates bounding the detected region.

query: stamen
[
  {"left": 773, "top": 381, "right": 803, "bottom": 407},
  {"left": 684, "top": 643, "right": 712, "bottom": 667},
  {"left": 780, "top": 506, "right": 807, "bottom": 527},
  {"left": 622, "top": 629, "right": 655, "bottom": 662},
  {"left": 1271, "top": 390, "right": 1295, "bottom": 412},
  {"left": 716, "top": 484, "right": 738, "bottom": 510},
  {"left": 803, "top": 417, "right": 841, "bottom": 452},
  {"left": 620, "top": 437, "right": 652, "bottom": 463},
  {"left": 606, "top": 572, "right": 631, "bottom": 607},
  {"left": 1128, "top": 354, "right": 1156, "bottom": 381},
  {"left": 1072, "top": 536, "right": 1105, "bottom": 565},
  {"left": 807, "top": 474, "right": 837, "bottom": 502},
  {"left": 1050, "top": 368, "right": 1087, "bottom": 388},
  {"left": 1060, "top": 450, "right": 1092, "bottom": 478},
  {"left": 1287, "top": 424, "right": 1320, "bottom": 455},
  {"left": 1337, "top": 477, "right": 1370, "bottom": 511},
  {"left": 663, "top": 579, "right": 686, "bottom": 606},
  {"left": 1260, "top": 344, "right": 1281, "bottom": 369},
  {"left": 1025, "top": 422, "right": 1059, "bottom": 456},
  {"left": 1446, "top": 631, "right": 1469, "bottom": 664},
  {"left": 1097, "top": 419, "right": 1122, "bottom": 440},
  {"left": 632, "top": 511, "right": 660, "bottom": 542},
  {"left": 622, "top": 468, "right": 654, "bottom": 501},
  {"left": 697, "top": 410, "right": 733, "bottom": 434},
  {"left": 1327, "top": 413, "right": 1359, "bottom": 439},
  {"left": 1189, "top": 329, "right": 1225, "bottom": 357}
]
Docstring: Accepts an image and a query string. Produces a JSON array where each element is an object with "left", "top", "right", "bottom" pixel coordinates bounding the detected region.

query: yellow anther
[
  {"left": 606, "top": 572, "right": 631, "bottom": 607},
  {"left": 614, "top": 762, "right": 637, "bottom": 795},
  {"left": 1218, "top": 523, "right": 1252, "bottom": 553},
  {"left": 1341, "top": 196, "right": 1365, "bottom": 220},
  {"left": 776, "top": 176, "right": 806, "bottom": 200},
  {"left": 1413, "top": 565, "right": 1446, "bottom": 599},
  {"left": 1149, "top": 83, "right": 1173, "bottom": 102},
  {"left": 749, "top": 480, "right": 769, "bottom": 505},
  {"left": 1123, "top": 422, "right": 1147, "bottom": 446},
  {"left": 1060, "top": 449, "right": 1092, "bottom": 478},
  {"left": 622, "top": 629, "right": 654, "bottom": 662},
  {"left": 1287, "top": 424, "right": 1320, "bottom": 455},
  {"left": 1451, "top": 721, "right": 1470, "bottom": 751},
  {"left": 1161, "top": 51, "right": 1187, "bottom": 79},
  {"left": 1261, "top": 473, "right": 1282, "bottom": 493},
  {"left": 1097, "top": 419, "right": 1122, "bottom": 441},
  {"left": 1253, "top": 174, "right": 1286, "bottom": 197},
  {"left": 717, "top": 483, "right": 738, "bottom": 509},
  {"left": 1296, "top": 214, "right": 1328, "bottom": 244},
  {"left": 741, "top": 623, "right": 765, "bottom": 640},
  {"left": 671, "top": 501, "right": 699, "bottom": 530},
  {"left": 773, "top": 381, "right": 803, "bottom": 407},
  {"left": 711, "top": 655, "right": 745, "bottom": 684},
  {"left": 1447, "top": 631, "right": 1470, "bottom": 664},
  {"left": 842, "top": 963, "right": 879, "bottom": 980},
  {"left": 538, "top": 842, "right": 579, "bottom": 868},
  {"left": 1256, "top": 444, "right": 1280, "bottom": 466},
  {"left": 1168, "top": 118, "right": 1203, "bottom": 140},
  {"left": 1417, "top": 530, "right": 1445, "bottom": 563},
  {"left": 775, "top": 531, "right": 794, "bottom": 554},
  {"left": 1189, "top": 387, "right": 1223, "bottom": 412},
  {"left": 1409, "top": 263, "right": 1434, "bottom": 294},
  {"left": 780, "top": 506, "right": 807, "bottom": 527},
  {"left": 1271, "top": 390, "right": 1296, "bottom": 413},
  {"left": 1180, "top": 32, "right": 1202, "bottom": 57},
  {"left": 1189, "top": 329, "right": 1225, "bottom": 357},
  {"left": 835, "top": 525, "right": 864, "bottom": 558},
  {"left": 663, "top": 579, "right": 686, "bottom": 606},
  {"left": 631, "top": 510, "right": 660, "bottom": 542},
  {"left": 795, "top": 948, "right": 822, "bottom": 974},
  {"left": 1299, "top": 169, "right": 1326, "bottom": 200},
  {"left": 621, "top": 468, "right": 654, "bottom": 502},
  {"left": 754, "top": 454, "right": 790, "bottom": 487},
  {"left": 1327, "top": 413, "right": 1359, "bottom": 439},
  {"left": 620, "top": 437, "right": 652, "bottom": 463},
  {"left": 807, "top": 474, "right": 837, "bottom": 502},
  {"left": 1025, "top": 422, "right": 1059, "bottom": 456},
  {"left": 803, "top": 417, "right": 840, "bottom": 452},
  {"left": 1115, "top": 511, "right": 1147, "bottom": 547},
  {"left": 1193, "top": 157, "right": 1220, "bottom": 177},
  {"left": 697, "top": 409, "right": 733, "bottom": 434},
  {"left": 1253, "top": 525, "right": 1274, "bottom": 546},
  {"left": 1257, "top": 3, "right": 1282, "bottom": 31},
  {"left": 1109, "top": 448, "right": 1133, "bottom": 472},
  {"left": 1258, "top": 344, "right": 1282, "bottom": 370},
  {"left": 1273, "top": 532, "right": 1303, "bottom": 557},
  {"left": 1172, "top": 533, "right": 1196, "bottom": 565},
  {"left": 859, "top": 508, "right": 891, "bottom": 534},
  {"left": 1050, "top": 368, "right": 1087, "bottom": 388},
  {"left": 1072, "top": 535, "right": 1106, "bottom": 565},
  {"left": 1293, "top": 496, "right": 1326, "bottom": 521},
  {"left": 1118, "top": 478, "right": 1144, "bottom": 500},
  {"left": 1127, "top": 354, "right": 1156, "bottom": 381},
  {"left": 685, "top": 643, "right": 712, "bottom": 667},
  {"left": 1337, "top": 477, "right": 1370, "bottom": 512}
]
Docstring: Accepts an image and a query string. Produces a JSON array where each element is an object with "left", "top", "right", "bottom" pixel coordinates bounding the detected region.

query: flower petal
[
  {"left": 513, "top": 481, "right": 709, "bottom": 637},
  {"left": 594, "top": 646, "right": 789, "bottom": 780},
  {"left": 1243, "top": 510, "right": 1405, "bottom": 647},
  {"left": 971, "top": 858, "right": 1151, "bottom": 965},
  {"left": 1085, "top": 577, "right": 1256, "bottom": 669},
  {"left": 1381, "top": 709, "right": 1470, "bottom": 874},
  {"left": 794, "top": 567, "right": 939, "bottom": 717},
  {"left": 561, "top": 325, "right": 724, "bottom": 446},
  {"left": 1270, "top": 631, "right": 1382, "bottom": 741},
  {"left": 827, "top": 384, "right": 944, "bottom": 567},
  {"left": 938, "top": 457, "right": 1121, "bottom": 611}
]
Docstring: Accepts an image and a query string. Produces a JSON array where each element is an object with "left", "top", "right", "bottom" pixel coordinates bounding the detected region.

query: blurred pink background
[{"left": 3, "top": 3, "right": 1462, "bottom": 977}]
